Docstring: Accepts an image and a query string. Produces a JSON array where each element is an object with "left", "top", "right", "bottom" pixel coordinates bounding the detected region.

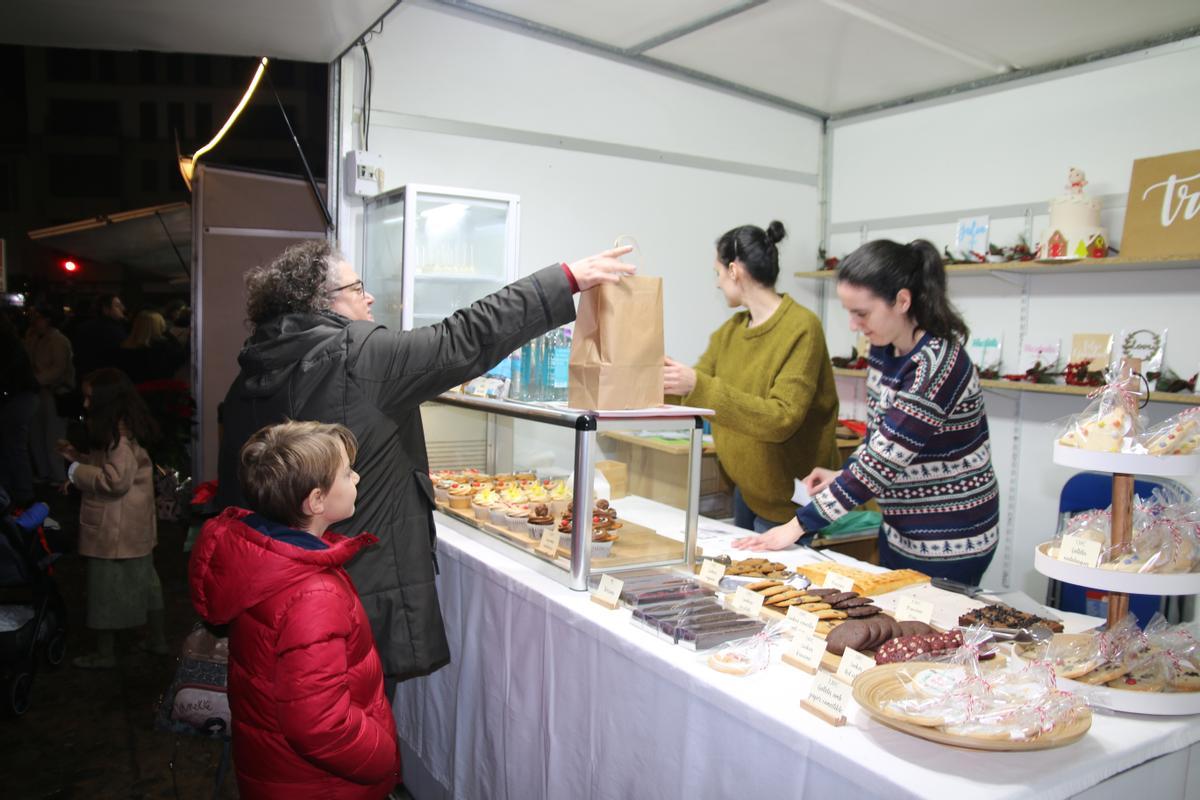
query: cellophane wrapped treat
[
  {"left": 706, "top": 621, "right": 790, "bottom": 676},
  {"left": 1128, "top": 487, "right": 1200, "bottom": 573},
  {"left": 1052, "top": 509, "right": 1110, "bottom": 563},
  {"left": 1138, "top": 407, "right": 1200, "bottom": 455},
  {"left": 882, "top": 627, "right": 1088, "bottom": 740},
  {"left": 1057, "top": 367, "right": 1146, "bottom": 452}
]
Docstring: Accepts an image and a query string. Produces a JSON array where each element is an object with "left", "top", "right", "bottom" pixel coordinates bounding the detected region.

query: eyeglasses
[{"left": 329, "top": 279, "right": 365, "bottom": 296}]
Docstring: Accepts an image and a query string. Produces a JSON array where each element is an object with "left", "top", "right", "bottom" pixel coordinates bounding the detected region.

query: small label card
[
  {"left": 783, "top": 632, "right": 828, "bottom": 674},
  {"left": 895, "top": 596, "right": 935, "bottom": 625},
  {"left": 786, "top": 606, "right": 820, "bottom": 639},
  {"left": 729, "top": 585, "right": 766, "bottom": 618},
  {"left": 697, "top": 558, "right": 726, "bottom": 589},
  {"left": 590, "top": 574, "right": 624, "bottom": 609},
  {"left": 823, "top": 572, "right": 856, "bottom": 593},
  {"left": 535, "top": 528, "right": 562, "bottom": 558},
  {"left": 835, "top": 647, "right": 875, "bottom": 685},
  {"left": 1059, "top": 534, "right": 1103, "bottom": 568},
  {"left": 801, "top": 671, "right": 851, "bottom": 726}
]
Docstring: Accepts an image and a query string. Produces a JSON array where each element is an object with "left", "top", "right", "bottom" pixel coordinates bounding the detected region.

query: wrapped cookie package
[
  {"left": 1138, "top": 407, "right": 1200, "bottom": 455},
  {"left": 1056, "top": 367, "right": 1146, "bottom": 453},
  {"left": 706, "top": 621, "right": 791, "bottom": 676}
]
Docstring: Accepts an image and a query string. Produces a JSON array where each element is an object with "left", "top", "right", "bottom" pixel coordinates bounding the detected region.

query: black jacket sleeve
[{"left": 350, "top": 264, "right": 576, "bottom": 415}]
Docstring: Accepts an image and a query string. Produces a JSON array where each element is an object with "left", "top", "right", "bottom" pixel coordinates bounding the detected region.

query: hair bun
[{"left": 765, "top": 220, "right": 787, "bottom": 245}]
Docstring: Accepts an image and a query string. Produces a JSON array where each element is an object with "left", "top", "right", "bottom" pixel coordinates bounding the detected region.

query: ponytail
[{"left": 836, "top": 239, "right": 969, "bottom": 343}]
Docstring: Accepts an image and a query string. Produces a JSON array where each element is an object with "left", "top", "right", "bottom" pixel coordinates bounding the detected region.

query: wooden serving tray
[
  {"left": 852, "top": 662, "right": 1091, "bottom": 751},
  {"left": 435, "top": 501, "right": 687, "bottom": 567}
]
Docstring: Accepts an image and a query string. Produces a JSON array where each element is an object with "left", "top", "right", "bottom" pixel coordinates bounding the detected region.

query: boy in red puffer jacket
[{"left": 189, "top": 421, "right": 400, "bottom": 799}]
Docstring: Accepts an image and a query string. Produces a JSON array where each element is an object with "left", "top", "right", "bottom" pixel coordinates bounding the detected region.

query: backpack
[{"left": 155, "top": 623, "right": 230, "bottom": 739}]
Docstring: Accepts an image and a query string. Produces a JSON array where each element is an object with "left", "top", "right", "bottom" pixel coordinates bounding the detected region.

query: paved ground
[{"left": 1, "top": 486, "right": 239, "bottom": 799}]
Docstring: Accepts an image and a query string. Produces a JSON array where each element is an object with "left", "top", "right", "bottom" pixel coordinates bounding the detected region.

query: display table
[{"left": 392, "top": 514, "right": 1200, "bottom": 800}]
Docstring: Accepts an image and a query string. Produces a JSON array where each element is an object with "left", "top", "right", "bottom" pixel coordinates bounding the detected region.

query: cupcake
[
  {"left": 505, "top": 504, "right": 530, "bottom": 532},
  {"left": 592, "top": 531, "right": 618, "bottom": 558},
  {"left": 448, "top": 483, "right": 473, "bottom": 511},
  {"left": 547, "top": 482, "right": 572, "bottom": 516},
  {"left": 525, "top": 483, "right": 550, "bottom": 505},
  {"left": 499, "top": 486, "right": 528, "bottom": 507},
  {"left": 434, "top": 479, "right": 457, "bottom": 504},
  {"left": 526, "top": 504, "right": 555, "bottom": 540},
  {"left": 489, "top": 501, "right": 512, "bottom": 526},
  {"left": 557, "top": 509, "right": 574, "bottom": 548},
  {"left": 471, "top": 488, "right": 501, "bottom": 520}
]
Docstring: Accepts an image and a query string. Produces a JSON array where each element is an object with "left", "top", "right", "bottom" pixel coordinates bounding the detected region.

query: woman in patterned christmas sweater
[{"left": 733, "top": 239, "right": 1000, "bottom": 584}]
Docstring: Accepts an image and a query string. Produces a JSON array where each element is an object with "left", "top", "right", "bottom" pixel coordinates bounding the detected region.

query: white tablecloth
[{"left": 393, "top": 515, "right": 1200, "bottom": 800}]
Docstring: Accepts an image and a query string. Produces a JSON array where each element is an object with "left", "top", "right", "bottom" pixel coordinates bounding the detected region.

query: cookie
[
  {"left": 1108, "top": 663, "right": 1165, "bottom": 692},
  {"left": 1169, "top": 668, "right": 1200, "bottom": 692},
  {"left": 771, "top": 597, "right": 808, "bottom": 608},
  {"left": 1075, "top": 662, "right": 1129, "bottom": 685},
  {"left": 743, "top": 580, "right": 782, "bottom": 592},
  {"left": 766, "top": 589, "right": 804, "bottom": 605},
  {"left": 882, "top": 615, "right": 904, "bottom": 643},
  {"left": 898, "top": 620, "right": 935, "bottom": 637},
  {"left": 758, "top": 585, "right": 791, "bottom": 598},
  {"left": 797, "top": 602, "right": 832, "bottom": 612},
  {"left": 825, "top": 619, "right": 871, "bottom": 656},
  {"left": 846, "top": 605, "right": 881, "bottom": 618},
  {"left": 833, "top": 597, "right": 875, "bottom": 609},
  {"left": 824, "top": 592, "right": 859, "bottom": 606},
  {"left": 863, "top": 615, "right": 888, "bottom": 651},
  {"left": 805, "top": 588, "right": 839, "bottom": 598},
  {"left": 814, "top": 609, "right": 848, "bottom": 620}
]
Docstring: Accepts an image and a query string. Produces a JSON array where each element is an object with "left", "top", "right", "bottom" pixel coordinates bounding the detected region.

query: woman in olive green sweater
[{"left": 664, "top": 221, "right": 841, "bottom": 531}]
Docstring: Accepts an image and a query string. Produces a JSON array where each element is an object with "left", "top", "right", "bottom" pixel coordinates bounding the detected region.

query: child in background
[
  {"left": 58, "top": 368, "right": 165, "bottom": 669},
  {"left": 189, "top": 421, "right": 400, "bottom": 799}
]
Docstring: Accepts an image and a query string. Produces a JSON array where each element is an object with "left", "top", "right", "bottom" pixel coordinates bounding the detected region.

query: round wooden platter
[{"left": 852, "top": 662, "right": 1092, "bottom": 751}]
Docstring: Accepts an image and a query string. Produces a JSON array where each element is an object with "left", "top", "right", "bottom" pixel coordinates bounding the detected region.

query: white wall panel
[{"left": 828, "top": 41, "right": 1200, "bottom": 594}]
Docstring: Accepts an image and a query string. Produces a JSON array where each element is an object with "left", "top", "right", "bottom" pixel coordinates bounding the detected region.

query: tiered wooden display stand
[{"left": 1033, "top": 420, "right": 1200, "bottom": 714}]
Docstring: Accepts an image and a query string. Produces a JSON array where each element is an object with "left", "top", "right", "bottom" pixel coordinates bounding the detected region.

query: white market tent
[{"left": 4, "top": 0, "right": 1200, "bottom": 604}]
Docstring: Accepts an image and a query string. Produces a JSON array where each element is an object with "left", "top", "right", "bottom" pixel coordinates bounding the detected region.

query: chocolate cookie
[
  {"left": 824, "top": 592, "right": 859, "bottom": 606},
  {"left": 882, "top": 615, "right": 904, "bottom": 643},
  {"left": 863, "top": 615, "right": 889, "bottom": 651},
  {"left": 825, "top": 619, "right": 871, "bottom": 656},
  {"left": 898, "top": 620, "right": 935, "bottom": 637},
  {"left": 805, "top": 588, "right": 840, "bottom": 598},
  {"left": 833, "top": 597, "right": 874, "bottom": 609},
  {"left": 846, "top": 605, "right": 881, "bottom": 618}
]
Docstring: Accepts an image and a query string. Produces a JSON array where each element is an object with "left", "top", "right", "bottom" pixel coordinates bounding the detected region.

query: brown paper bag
[{"left": 568, "top": 276, "right": 664, "bottom": 409}]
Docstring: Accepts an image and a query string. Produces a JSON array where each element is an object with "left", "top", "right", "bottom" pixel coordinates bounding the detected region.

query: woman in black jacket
[
  {"left": 0, "top": 311, "right": 40, "bottom": 504},
  {"left": 216, "top": 239, "right": 634, "bottom": 682}
]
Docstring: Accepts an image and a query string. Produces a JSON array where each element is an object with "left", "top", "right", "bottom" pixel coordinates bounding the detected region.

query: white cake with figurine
[{"left": 1039, "top": 167, "right": 1108, "bottom": 260}]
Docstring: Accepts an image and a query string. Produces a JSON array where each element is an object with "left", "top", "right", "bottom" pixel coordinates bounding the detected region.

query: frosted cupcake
[
  {"left": 505, "top": 504, "right": 531, "bottom": 532},
  {"left": 489, "top": 501, "right": 511, "bottom": 526},
  {"left": 448, "top": 483, "right": 473, "bottom": 511},
  {"left": 526, "top": 504, "right": 555, "bottom": 540},
  {"left": 547, "top": 482, "right": 572, "bottom": 516},
  {"left": 471, "top": 488, "right": 501, "bottom": 520},
  {"left": 435, "top": 479, "right": 458, "bottom": 504},
  {"left": 499, "top": 486, "right": 528, "bottom": 507},
  {"left": 525, "top": 483, "right": 550, "bottom": 506}
]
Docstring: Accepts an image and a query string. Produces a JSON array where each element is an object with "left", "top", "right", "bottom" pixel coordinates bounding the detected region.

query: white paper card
[
  {"left": 1018, "top": 341, "right": 1060, "bottom": 372},
  {"left": 823, "top": 572, "right": 856, "bottom": 592},
  {"left": 955, "top": 215, "right": 990, "bottom": 255},
  {"left": 698, "top": 559, "right": 726, "bottom": 588},
  {"left": 786, "top": 606, "right": 819, "bottom": 638},
  {"left": 836, "top": 647, "right": 875, "bottom": 684},
  {"left": 1059, "top": 534, "right": 1103, "bottom": 568},
  {"left": 895, "top": 596, "right": 935, "bottom": 624},
  {"left": 535, "top": 528, "right": 561, "bottom": 557},
  {"left": 805, "top": 671, "right": 852, "bottom": 720},
  {"left": 791, "top": 478, "right": 812, "bottom": 506},
  {"left": 730, "top": 586, "right": 765, "bottom": 617},
  {"left": 593, "top": 574, "right": 623, "bottom": 605},
  {"left": 968, "top": 334, "right": 1003, "bottom": 371},
  {"left": 790, "top": 632, "right": 828, "bottom": 670}
]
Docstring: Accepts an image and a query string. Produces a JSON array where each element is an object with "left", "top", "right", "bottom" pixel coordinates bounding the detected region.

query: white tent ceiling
[{"left": 2, "top": 0, "right": 1197, "bottom": 116}]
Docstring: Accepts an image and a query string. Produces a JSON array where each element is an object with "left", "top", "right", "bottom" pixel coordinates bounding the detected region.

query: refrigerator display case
[
  {"left": 362, "top": 184, "right": 520, "bottom": 330},
  {"left": 428, "top": 393, "right": 708, "bottom": 591}
]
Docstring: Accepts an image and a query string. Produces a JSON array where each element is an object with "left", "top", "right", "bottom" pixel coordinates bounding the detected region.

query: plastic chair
[{"left": 1047, "top": 471, "right": 1191, "bottom": 626}]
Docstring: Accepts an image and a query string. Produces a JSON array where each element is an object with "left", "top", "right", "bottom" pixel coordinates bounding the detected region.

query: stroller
[{"left": 0, "top": 487, "right": 67, "bottom": 716}]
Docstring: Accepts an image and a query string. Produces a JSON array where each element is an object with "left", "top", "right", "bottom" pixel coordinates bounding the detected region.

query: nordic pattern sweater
[{"left": 798, "top": 333, "right": 1000, "bottom": 561}]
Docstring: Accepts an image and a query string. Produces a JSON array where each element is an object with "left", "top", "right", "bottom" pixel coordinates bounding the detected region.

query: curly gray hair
[{"left": 245, "top": 239, "right": 343, "bottom": 328}]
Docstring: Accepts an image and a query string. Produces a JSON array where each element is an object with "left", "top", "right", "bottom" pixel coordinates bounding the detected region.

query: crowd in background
[{"left": 0, "top": 294, "right": 191, "bottom": 508}]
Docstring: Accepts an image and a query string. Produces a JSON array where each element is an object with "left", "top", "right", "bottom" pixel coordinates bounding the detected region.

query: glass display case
[
  {"left": 427, "top": 393, "right": 708, "bottom": 590},
  {"left": 362, "top": 184, "right": 520, "bottom": 330}
]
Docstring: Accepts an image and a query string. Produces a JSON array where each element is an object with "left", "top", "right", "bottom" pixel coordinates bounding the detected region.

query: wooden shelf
[
  {"left": 795, "top": 255, "right": 1200, "bottom": 280},
  {"left": 831, "top": 367, "right": 1198, "bottom": 405}
]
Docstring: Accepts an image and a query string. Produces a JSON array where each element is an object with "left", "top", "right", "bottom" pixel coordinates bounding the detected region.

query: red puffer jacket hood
[
  {"left": 189, "top": 508, "right": 398, "bottom": 800},
  {"left": 190, "top": 506, "right": 376, "bottom": 624}
]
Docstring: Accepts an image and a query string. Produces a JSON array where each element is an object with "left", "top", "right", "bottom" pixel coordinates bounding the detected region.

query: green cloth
[
  {"left": 85, "top": 555, "right": 164, "bottom": 630},
  {"left": 685, "top": 295, "right": 841, "bottom": 522},
  {"left": 816, "top": 510, "right": 882, "bottom": 538}
]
